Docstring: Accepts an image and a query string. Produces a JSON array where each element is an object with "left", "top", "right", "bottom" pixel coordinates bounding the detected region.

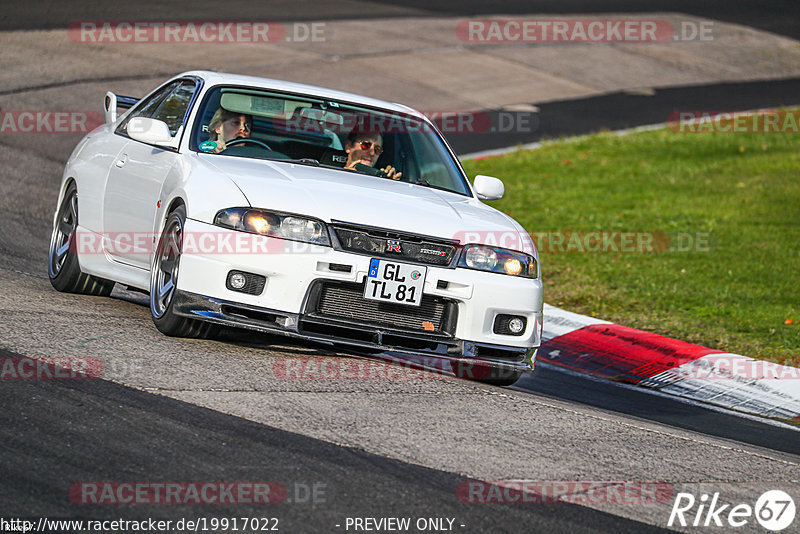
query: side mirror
[
  {"left": 127, "top": 117, "right": 174, "bottom": 146},
  {"left": 473, "top": 174, "right": 505, "bottom": 200},
  {"left": 104, "top": 92, "right": 117, "bottom": 124}
]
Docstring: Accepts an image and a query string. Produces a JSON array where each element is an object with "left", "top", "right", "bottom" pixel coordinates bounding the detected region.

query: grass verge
[{"left": 461, "top": 123, "right": 799, "bottom": 364}]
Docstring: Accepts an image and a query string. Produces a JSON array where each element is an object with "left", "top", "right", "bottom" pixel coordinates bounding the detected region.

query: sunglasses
[{"left": 357, "top": 140, "right": 383, "bottom": 155}]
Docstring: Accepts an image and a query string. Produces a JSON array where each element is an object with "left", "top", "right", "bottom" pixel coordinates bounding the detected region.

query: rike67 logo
[{"left": 668, "top": 490, "right": 795, "bottom": 531}]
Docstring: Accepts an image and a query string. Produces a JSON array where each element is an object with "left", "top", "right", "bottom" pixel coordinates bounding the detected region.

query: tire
[
  {"left": 475, "top": 368, "right": 524, "bottom": 387},
  {"left": 48, "top": 182, "right": 115, "bottom": 296},
  {"left": 454, "top": 361, "right": 524, "bottom": 387},
  {"left": 150, "top": 205, "right": 217, "bottom": 339}
]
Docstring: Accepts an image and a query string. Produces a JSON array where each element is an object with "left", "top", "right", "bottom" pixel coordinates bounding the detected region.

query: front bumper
[
  {"left": 175, "top": 219, "right": 543, "bottom": 371},
  {"left": 172, "top": 290, "right": 537, "bottom": 372}
]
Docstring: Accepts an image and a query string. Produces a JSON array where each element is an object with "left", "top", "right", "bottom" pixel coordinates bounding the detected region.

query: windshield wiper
[
  {"left": 412, "top": 177, "right": 453, "bottom": 193},
  {"left": 277, "top": 158, "right": 321, "bottom": 166}
]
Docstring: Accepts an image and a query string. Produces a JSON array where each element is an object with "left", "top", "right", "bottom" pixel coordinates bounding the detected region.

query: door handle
[{"left": 115, "top": 154, "right": 128, "bottom": 168}]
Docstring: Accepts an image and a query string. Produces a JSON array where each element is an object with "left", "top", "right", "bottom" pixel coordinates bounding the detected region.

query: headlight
[
  {"left": 214, "top": 208, "right": 331, "bottom": 246},
  {"left": 281, "top": 216, "right": 325, "bottom": 243},
  {"left": 458, "top": 244, "right": 537, "bottom": 278}
]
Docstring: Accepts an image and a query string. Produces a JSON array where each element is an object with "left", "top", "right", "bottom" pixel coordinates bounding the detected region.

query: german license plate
[{"left": 364, "top": 259, "right": 426, "bottom": 306}]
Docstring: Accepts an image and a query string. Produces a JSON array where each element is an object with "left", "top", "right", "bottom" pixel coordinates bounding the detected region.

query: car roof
[{"left": 180, "top": 70, "right": 422, "bottom": 117}]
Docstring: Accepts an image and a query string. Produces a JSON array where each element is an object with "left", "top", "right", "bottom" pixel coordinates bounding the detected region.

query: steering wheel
[{"left": 224, "top": 138, "right": 272, "bottom": 151}]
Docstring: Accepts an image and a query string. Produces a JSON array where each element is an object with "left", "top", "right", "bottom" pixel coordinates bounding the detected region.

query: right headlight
[
  {"left": 214, "top": 208, "right": 331, "bottom": 246},
  {"left": 458, "top": 244, "right": 537, "bottom": 278}
]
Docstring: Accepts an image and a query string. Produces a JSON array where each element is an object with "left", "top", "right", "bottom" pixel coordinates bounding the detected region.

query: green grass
[{"left": 462, "top": 125, "right": 800, "bottom": 365}]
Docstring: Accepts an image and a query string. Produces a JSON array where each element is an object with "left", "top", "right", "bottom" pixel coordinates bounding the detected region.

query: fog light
[
  {"left": 508, "top": 317, "right": 525, "bottom": 334},
  {"left": 493, "top": 314, "right": 527, "bottom": 336},
  {"left": 229, "top": 272, "right": 247, "bottom": 289},
  {"left": 226, "top": 270, "right": 266, "bottom": 295}
]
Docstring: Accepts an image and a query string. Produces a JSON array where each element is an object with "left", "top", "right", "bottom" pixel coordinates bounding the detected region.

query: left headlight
[
  {"left": 214, "top": 208, "right": 331, "bottom": 246},
  {"left": 458, "top": 244, "right": 537, "bottom": 278}
]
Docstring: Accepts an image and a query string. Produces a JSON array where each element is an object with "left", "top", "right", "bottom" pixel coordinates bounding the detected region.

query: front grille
[
  {"left": 306, "top": 281, "right": 456, "bottom": 335},
  {"left": 332, "top": 225, "right": 456, "bottom": 266}
]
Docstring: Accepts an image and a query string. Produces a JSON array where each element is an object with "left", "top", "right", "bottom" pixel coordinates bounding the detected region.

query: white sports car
[{"left": 49, "top": 71, "right": 543, "bottom": 386}]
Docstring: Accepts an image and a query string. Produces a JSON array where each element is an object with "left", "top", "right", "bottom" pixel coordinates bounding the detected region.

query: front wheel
[
  {"left": 454, "top": 362, "right": 524, "bottom": 387},
  {"left": 150, "top": 205, "right": 217, "bottom": 339},
  {"left": 475, "top": 368, "right": 524, "bottom": 387},
  {"left": 48, "top": 182, "right": 114, "bottom": 296}
]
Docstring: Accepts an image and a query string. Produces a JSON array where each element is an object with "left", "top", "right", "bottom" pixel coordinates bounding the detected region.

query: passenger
[
  {"left": 207, "top": 108, "right": 252, "bottom": 153},
  {"left": 344, "top": 130, "right": 402, "bottom": 180}
]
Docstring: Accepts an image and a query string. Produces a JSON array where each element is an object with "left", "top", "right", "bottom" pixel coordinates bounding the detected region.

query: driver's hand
[
  {"left": 345, "top": 148, "right": 373, "bottom": 169},
  {"left": 213, "top": 140, "right": 227, "bottom": 153},
  {"left": 381, "top": 165, "right": 402, "bottom": 180}
]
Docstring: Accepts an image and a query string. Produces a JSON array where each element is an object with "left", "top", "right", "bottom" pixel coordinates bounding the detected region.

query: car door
[{"left": 102, "top": 78, "right": 199, "bottom": 270}]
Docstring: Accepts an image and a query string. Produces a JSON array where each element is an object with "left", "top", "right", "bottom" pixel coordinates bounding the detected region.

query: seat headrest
[{"left": 319, "top": 149, "right": 348, "bottom": 167}]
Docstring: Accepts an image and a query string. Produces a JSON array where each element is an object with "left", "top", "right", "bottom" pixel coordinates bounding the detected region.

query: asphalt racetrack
[{"left": 1, "top": 2, "right": 800, "bottom": 533}]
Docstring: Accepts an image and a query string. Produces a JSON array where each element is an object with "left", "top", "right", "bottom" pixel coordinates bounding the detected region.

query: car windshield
[{"left": 191, "top": 86, "right": 471, "bottom": 196}]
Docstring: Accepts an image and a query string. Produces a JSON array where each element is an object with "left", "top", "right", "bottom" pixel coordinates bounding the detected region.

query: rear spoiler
[{"left": 104, "top": 92, "right": 140, "bottom": 124}]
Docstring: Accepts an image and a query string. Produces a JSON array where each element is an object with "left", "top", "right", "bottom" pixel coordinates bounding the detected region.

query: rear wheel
[
  {"left": 150, "top": 205, "right": 217, "bottom": 338},
  {"left": 48, "top": 183, "right": 114, "bottom": 296}
]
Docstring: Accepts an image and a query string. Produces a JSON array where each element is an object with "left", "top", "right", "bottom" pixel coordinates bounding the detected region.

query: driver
[
  {"left": 344, "top": 130, "right": 402, "bottom": 180},
  {"left": 208, "top": 108, "right": 252, "bottom": 153}
]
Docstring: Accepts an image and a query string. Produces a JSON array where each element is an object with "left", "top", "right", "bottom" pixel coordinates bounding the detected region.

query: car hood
[{"left": 200, "top": 156, "right": 527, "bottom": 247}]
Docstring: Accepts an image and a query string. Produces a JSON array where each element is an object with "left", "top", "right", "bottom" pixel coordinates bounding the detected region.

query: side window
[
  {"left": 115, "top": 81, "right": 179, "bottom": 136},
  {"left": 151, "top": 80, "right": 197, "bottom": 135},
  {"left": 115, "top": 79, "right": 198, "bottom": 138}
]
